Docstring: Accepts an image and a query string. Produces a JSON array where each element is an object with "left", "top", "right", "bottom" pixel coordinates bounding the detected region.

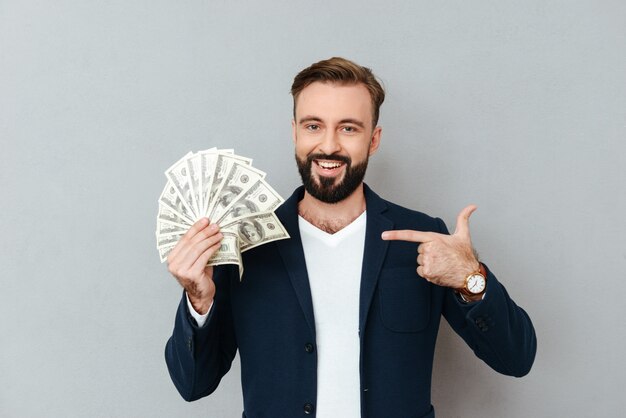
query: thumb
[{"left": 453, "top": 205, "right": 477, "bottom": 238}]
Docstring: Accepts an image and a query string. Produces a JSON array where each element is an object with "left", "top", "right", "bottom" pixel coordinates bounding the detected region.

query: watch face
[{"left": 467, "top": 274, "right": 486, "bottom": 294}]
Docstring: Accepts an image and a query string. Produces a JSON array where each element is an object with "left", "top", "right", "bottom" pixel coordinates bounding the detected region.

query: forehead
[{"left": 295, "top": 82, "right": 373, "bottom": 124}]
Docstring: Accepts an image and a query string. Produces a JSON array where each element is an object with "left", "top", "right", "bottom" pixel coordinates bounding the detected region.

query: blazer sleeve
[
  {"left": 437, "top": 218, "right": 537, "bottom": 377},
  {"left": 164, "top": 266, "right": 238, "bottom": 401}
]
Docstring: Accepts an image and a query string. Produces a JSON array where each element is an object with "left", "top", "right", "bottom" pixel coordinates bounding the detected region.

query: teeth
[{"left": 318, "top": 161, "right": 342, "bottom": 169}]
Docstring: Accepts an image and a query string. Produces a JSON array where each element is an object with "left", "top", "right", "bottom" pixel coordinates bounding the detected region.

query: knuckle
[{"left": 191, "top": 246, "right": 204, "bottom": 260}]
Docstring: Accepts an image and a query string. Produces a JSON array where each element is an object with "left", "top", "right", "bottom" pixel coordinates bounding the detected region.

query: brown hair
[{"left": 291, "top": 57, "right": 385, "bottom": 127}]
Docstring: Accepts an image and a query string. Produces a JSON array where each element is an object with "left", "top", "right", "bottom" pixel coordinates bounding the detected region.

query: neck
[{"left": 298, "top": 183, "right": 366, "bottom": 234}]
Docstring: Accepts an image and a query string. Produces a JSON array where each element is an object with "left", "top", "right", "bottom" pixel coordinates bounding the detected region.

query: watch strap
[{"left": 478, "top": 262, "right": 487, "bottom": 278}]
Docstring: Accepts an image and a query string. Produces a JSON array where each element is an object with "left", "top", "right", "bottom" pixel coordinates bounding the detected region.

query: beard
[{"left": 296, "top": 152, "right": 369, "bottom": 204}]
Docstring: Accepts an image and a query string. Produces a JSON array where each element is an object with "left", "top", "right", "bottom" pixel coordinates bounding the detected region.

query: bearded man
[{"left": 165, "top": 57, "right": 536, "bottom": 418}]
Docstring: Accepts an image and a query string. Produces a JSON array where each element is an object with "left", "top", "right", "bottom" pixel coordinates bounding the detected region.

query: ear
[
  {"left": 368, "top": 126, "right": 382, "bottom": 156},
  {"left": 291, "top": 119, "right": 297, "bottom": 144}
]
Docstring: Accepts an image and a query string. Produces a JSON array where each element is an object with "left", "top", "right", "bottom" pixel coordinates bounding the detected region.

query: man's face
[{"left": 292, "top": 82, "right": 381, "bottom": 204}]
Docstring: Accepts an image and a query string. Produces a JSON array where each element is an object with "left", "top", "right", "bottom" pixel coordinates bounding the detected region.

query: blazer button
[
  {"left": 303, "top": 403, "right": 314, "bottom": 414},
  {"left": 304, "top": 343, "right": 314, "bottom": 353}
]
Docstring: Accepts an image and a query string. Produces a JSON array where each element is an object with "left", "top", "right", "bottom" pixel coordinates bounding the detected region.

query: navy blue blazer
[{"left": 165, "top": 185, "right": 536, "bottom": 418}]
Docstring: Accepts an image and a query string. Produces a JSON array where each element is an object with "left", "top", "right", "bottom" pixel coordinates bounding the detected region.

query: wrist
[
  {"left": 187, "top": 291, "right": 214, "bottom": 315},
  {"left": 457, "top": 291, "right": 484, "bottom": 303},
  {"left": 456, "top": 262, "right": 487, "bottom": 297}
]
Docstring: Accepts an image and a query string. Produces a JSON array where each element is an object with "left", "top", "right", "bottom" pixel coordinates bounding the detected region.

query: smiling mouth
[{"left": 315, "top": 160, "right": 345, "bottom": 170}]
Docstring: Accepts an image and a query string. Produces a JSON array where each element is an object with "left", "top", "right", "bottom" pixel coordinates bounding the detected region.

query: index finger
[
  {"left": 168, "top": 218, "right": 211, "bottom": 260},
  {"left": 168, "top": 218, "right": 219, "bottom": 259},
  {"left": 381, "top": 229, "right": 438, "bottom": 243},
  {"left": 183, "top": 217, "right": 211, "bottom": 241}
]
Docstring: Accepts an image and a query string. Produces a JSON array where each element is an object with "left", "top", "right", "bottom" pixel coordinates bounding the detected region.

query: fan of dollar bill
[{"left": 156, "top": 148, "right": 290, "bottom": 278}]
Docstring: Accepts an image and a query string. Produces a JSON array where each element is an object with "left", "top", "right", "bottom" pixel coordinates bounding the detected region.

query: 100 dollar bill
[
  {"left": 222, "top": 211, "right": 290, "bottom": 253},
  {"left": 217, "top": 178, "right": 284, "bottom": 225}
]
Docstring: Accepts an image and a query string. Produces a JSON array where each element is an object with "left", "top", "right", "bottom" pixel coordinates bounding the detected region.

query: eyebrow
[
  {"left": 298, "top": 116, "right": 366, "bottom": 129},
  {"left": 339, "top": 118, "right": 365, "bottom": 128},
  {"left": 298, "top": 116, "right": 323, "bottom": 125}
]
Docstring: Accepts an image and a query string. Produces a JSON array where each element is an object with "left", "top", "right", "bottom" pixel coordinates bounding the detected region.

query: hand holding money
[
  {"left": 167, "top": 218, "right": 222, "bottom": 314},
  {"left": 156, "top": 148, "right": 290, "bottom": 280}
]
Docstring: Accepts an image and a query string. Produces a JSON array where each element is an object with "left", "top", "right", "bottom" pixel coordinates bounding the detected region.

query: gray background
[{"left": 1, "top": 1, "right": 624, "bottom": 417}]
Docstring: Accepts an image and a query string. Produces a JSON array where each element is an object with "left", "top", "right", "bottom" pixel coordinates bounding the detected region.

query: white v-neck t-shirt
[{"left": 298, "top": 211, "right": 367, "bottom": 418}]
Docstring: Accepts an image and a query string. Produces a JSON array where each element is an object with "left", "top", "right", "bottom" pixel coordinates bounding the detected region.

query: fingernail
[
  {"left": 209, "top": 223, "right": 219, "bottom": 231},
  {"left": 381, "top": 232, "right": 388, "bottom": 239}
]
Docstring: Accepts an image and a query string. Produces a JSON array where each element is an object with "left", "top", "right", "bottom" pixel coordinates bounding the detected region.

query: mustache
[{"left": 306, "top": 153, "right": 351, "bottom": 165}]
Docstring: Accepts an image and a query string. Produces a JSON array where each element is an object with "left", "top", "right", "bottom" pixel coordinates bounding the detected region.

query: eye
[
  {"left": 341, "top": 126, "right": 357, "bottom": 133},
  {"left": 305, "top": 124, "right": 320, "bottom": 131}
]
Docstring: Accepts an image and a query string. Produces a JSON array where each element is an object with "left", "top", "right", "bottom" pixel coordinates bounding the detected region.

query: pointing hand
[{"left": 381, "top": 205, "right": 480, "bottom": 289}]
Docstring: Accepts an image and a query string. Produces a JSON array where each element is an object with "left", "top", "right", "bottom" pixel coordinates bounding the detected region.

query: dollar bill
[
  {"left": 208, "top": 161, "right": 266, "bottom": 223},
  {"left": 165, "top": 152, "right": 198, "bottom": 219},
  {"left": 205, "top": 151, "right": 255, "bottom": 217},
  {"left": 207, "top": 231, "right": 240, "bottom": 266},
  {"left": 222, "top": 211, "right": 290, "bottom": 253},
  {"left": 157, "top": 203, "right": 193, "bottom": 226},
  {"left": 158, "top": 180, "right": 195, "bottom": 225},
  {"left": 205, "top": 153, "right": 234, "bottom": 218},
  {"left": 207, "top": 231, "right": 244, "bottom": 279},
  {"left": 199, "top": 149, "right": 218, "bottom": 216},
  {"left": 156, "top": 218, "right": 189, "bottom": 236},
  {"left": 217, "top": 178, "right": 284, "bottom": 225},
  {"left": 156, "top": 230, "right": 186, "bottom": 248},
  {"left": 186, "top": 153, "right": 202, "bottom": 217}
]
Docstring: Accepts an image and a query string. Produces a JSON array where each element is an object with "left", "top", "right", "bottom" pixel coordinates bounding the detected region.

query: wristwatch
[{"left": 458, "top": 263, "right": 487, "bottom": 298}]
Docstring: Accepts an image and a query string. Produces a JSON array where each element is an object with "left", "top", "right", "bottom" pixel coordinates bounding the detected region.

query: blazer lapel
[
  {"left": 359, "top": 184, "right": 393, "bottom": 333},
  {"left": 275, "top": 187, "right": 316, "bottom": 339}
]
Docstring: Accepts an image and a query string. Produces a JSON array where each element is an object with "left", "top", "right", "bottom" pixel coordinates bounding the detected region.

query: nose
[{"left": 318, "top": 130, "right": 342, "bottom": 155}]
